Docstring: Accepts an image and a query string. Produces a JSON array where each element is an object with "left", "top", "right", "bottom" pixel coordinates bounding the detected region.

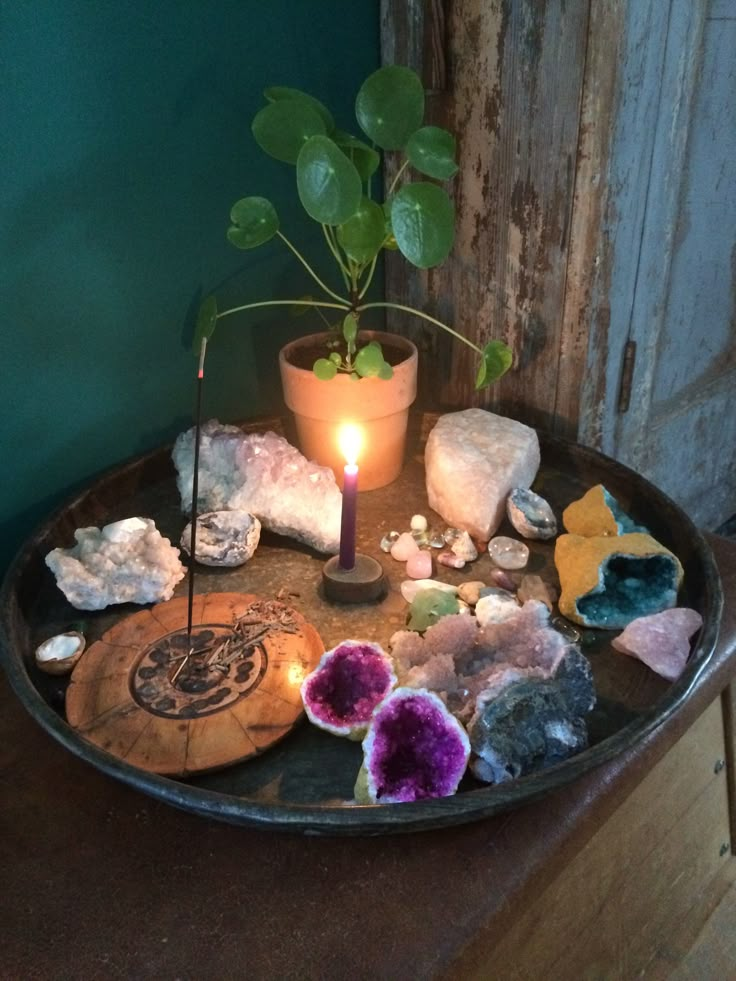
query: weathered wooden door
[
  {"left": 381, "top": 0, "right": 736, "bottom": 528},
  {"left": 580, "top": 0, "right": 736, "bottom": 529}
]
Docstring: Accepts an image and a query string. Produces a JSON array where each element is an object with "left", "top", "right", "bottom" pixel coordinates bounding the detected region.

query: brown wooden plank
[
  {"left": 447, "top": 697, "right": 735, "bottom": 979},
  {"left": 381, "top": 0, "right": 592, "bottom": 432}
]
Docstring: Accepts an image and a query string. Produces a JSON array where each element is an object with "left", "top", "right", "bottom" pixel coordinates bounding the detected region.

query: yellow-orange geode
[
  {"left": 562, "top": 484, "right": 619, "bottom": 537},
  {"left": 554, "top": 532, "right": 684, "bottom": 628}
]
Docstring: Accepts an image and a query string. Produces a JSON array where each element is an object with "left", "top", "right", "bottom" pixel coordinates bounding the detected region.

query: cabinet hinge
[{"left": 617, "top": 340, "right": 637, "bottom": 414}]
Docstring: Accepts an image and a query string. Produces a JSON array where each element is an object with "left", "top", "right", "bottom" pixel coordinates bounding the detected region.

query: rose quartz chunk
[
  {"left": 612, "top": 607, "right": 703, "bottom": 682},
  {"left": 406, "top": 550, "right": 433, "bottom": 579},
  {"left": 390, "top": 532, "right": 419, "bottom": 561},
  {"left": 425, "top": 409, "right": 540, "bottom": 540}
]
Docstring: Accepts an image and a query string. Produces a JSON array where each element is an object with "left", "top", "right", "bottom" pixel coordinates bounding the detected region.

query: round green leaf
[
  {"left": 390, "top": 182, "right": 455, "bottom": 268},
  {"left": 406, "top": 126, "right": 459, "bottom": 180},
  {"left": 313, "top": 358, "right": 338, "bottom": 380},
  {"left": 251, "top": 100, "right": 326, "bottom": 164},
  {"left": 355, "top": 65, "right": 425, "bottom": 150},
  {"left": 296, "top": 136, "right": 362, "bottom": 224},
  {"left": 377, "top": 361, "right": 393, "bottom": 380},
  {"left": 337, "top": 197, "right": 386, "bottom": 264},
  {"left": 193, "top": 295, "right": 218, "bottom": 352},
  {"left": 475, "top": 340, "right": 513, "bottom": 389},
  {"left": 354, "top": 340, "right": 385, "bottom": 378},
  {"left": 328, "top": 351, "right": 342, "bottom": 365},
  {"left": 227, "top": 197, "right": 279, "bottom": 250},
  {"left": 333, "top": 130, "right": 380, "bottom": 181},
  {"left": 263, "top": 86, "right": 334, "bottom": 133}
]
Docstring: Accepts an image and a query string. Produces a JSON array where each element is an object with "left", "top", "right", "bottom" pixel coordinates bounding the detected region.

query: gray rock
[
  {"left": 181, "top": 510, "right": 261, "bottom": 567},
  {"left": 45, "top": 517, "right": 185, "bottom": 610},
  {"left": 506, "top": 487, "right": 557, "bottom": 540},
  {"left": 173, "top": 421, "right": 341, "bottom": 554},
  {"left": 425, "top": 409, "right": 540, "bottom": 540}
]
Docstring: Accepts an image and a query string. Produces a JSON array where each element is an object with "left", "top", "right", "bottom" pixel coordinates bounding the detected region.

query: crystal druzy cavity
[
  {"left": 359, "top": 688, "right": 470, "bottom": 803},
  {"left": 301, "top": 640, "right": 397, "bottom": 739}
]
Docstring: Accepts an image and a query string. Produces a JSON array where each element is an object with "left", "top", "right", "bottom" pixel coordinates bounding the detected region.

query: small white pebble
[{"left": 410, "top": 514, "right": 428, "bottom": 533}]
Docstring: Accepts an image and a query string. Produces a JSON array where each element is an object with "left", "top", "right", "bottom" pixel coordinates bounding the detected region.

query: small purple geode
[
  {"left": 356, "top": 688, "right": 470, "bottom": 803},
  {"left": 301, "top": 640, "right": 397, "bottom": 740}
]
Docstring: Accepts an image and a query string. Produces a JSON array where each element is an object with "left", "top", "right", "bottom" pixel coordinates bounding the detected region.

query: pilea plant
[{"left": 195, "top": 65, "right": 512, "bottom": 389}]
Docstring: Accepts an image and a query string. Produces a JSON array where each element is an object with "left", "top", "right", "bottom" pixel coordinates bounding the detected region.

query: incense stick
[{"left": 186, "top": 337, "right": 207, "bottom": 642}]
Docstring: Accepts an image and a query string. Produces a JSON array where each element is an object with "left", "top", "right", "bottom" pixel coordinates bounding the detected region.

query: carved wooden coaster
[{"left": 65, "top": 593, "right": 323, "bottom": 777}]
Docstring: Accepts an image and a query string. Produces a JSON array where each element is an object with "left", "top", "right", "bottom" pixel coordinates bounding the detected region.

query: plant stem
[
  {"left": 322, "top": 225, "right": 350, "bottom": 289},
  {"left": 356, "top": 301, "right": 484, "bottom": 355},
  {"left": 387, "top": 159, "right": 409, "bottom": 196},
  {"left": 358, "top": 254, "right": 379, "bottom": 300},
  {"left": 276, "top": 231, "right": 347, "bottom": 304},
  {"left": 217, "top": 298, "right": 351, "bottom": 321}
]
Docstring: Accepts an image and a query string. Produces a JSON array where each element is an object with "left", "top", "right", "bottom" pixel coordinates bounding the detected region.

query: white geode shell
[
  {"left": 181, "top": 510, "right": 261, "bottom": 567},
  {"left": 35, "top": 631, "right": 85, "bottom": 675},
  {"left": 45, "top": 517, "right": 185, "bottom": 610}
]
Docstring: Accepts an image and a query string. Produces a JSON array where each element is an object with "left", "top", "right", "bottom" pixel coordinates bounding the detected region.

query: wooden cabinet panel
[{"left": 446, "top": 697, "right": 735, "bottom": 980}]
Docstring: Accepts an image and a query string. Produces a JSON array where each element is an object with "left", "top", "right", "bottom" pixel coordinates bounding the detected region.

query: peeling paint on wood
[{"left": 382, "top": 0, "right": 590, "bottom": 432}]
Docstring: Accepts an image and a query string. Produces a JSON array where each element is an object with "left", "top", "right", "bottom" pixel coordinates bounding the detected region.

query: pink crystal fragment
[
  {"left": 611, "top": 607, "right": 703, "bottom": 682},
  {"left": 406, "top": 550, "right": 433, "bottom": 579},
  {"left": 390, "top": 532, "right": 419, "bottom": 561},
  {"left": 438, "top": 550, "right": 466, "bottom": 569}
]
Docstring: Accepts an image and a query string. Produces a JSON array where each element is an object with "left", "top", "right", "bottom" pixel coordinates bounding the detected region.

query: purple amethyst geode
[
  {"left": 300, "top": 640, "right": 397, "bottom": 740},
  {"left": 355, "top": 688, "right": 471, "bottom": 803}
]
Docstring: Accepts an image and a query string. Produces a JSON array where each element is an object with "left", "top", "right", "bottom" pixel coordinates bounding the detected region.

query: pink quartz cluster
[{"left": 389, "top": 600, "right": 572, "bottom": 722}]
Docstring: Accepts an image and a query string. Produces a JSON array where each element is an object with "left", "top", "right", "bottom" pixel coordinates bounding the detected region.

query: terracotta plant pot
[{"left": 279, "top": 331, "right": 418, "bottom": 491}]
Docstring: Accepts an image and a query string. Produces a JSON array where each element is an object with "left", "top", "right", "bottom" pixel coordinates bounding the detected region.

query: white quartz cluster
[
  {"left": 425, "top": 409, "right": 540, "bottom": 541},
  {"left": 45, "top": 517, "right": 186, "bottom": 610},
  {"left": 172, "top": 421, "right": 341, "bottom": 554}
]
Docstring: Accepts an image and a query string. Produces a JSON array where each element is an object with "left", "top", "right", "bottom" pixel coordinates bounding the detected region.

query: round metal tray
[{"left": 0, "top": 422, "right": 723, "bottom": 834}]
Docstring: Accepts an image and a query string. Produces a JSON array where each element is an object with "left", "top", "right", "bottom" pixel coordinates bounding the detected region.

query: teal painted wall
[{"left": 0, "top": 0, "right": 380, "bottom": 574}]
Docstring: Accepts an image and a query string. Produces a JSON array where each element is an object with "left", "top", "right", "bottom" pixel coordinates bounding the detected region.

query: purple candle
[{"left": 338, "top": 424, "right": 362, "bottom": 570}]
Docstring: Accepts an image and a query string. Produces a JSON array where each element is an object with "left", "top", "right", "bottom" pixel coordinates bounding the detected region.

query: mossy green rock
[{"left": 554, "top": 532, "right": 684, "bottom": 629}]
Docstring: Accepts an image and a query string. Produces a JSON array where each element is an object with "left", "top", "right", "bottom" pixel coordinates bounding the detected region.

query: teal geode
[
  {"left": 554, "top": 532, "right": 684, "bottom": 629},
  {"left": 563, "top": 484, "right": 648, "bottom": 537}
]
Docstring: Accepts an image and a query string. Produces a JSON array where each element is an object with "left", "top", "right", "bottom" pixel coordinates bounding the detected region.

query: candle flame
[{"left": 338, "top": 423, "right": 362, "bottom": 466}]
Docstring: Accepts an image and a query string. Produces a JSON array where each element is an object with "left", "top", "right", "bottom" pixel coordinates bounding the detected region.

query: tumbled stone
[
  {"left": 563, "top": 484, "right": 648, "bottom": 538},
  {"left": 181, "top": 510, "right": 260, "bottom": 567},
  {"left": 406, "top": 550, "right": 433, "bottom": 579},
  {"left": 425, "top": 409, "right": 540, "bottom": 540},
  {"left": 400, "top": 579, "right": 458, "bottom": 604},
  {"left": 411, "top": 529, "right": 430, "bottom": 547},
  {"left": 451, "top": 531, "right": 478, "bottom": 563},
  {"left": 612, "top": 607, "right": 703, "bottom": 681},
  {"left": 410, "top": 514, "right": 428, "bottom": 532},
  {"left": 390, "top": 532, "right": 420, "bottom": 561},
  {"left": 507, "top": 488, "right": 557, "bottom": 540},
  {"left": 475, "top": 589, "right": 520, "bottom": 627},
  {"left": 488, "top": 536, "right": 529, "bottom": 570},
  {"left": 443, "top": 527, "right": 462, "bottom": 546},
  {"left": 551, "top": 616, "right": 581, "bottom": 643},
  {"left": 173, "top": 421, "right": 341, "bottom": 554},
  {"left": 490, "top": 568, "right": 518, "bottom": 591},
  {"left": 45, "top": 518, "right": 185, "bottom": 610},
  {"left": 438, "top": 551, "right": 466, "bottom": 569},
  {"left": 407, "top": 590, "right": 460, "bottom": 631},
  {"left": 517, "top": 574, "right": 557, "bottom": 611},
  {"left": 554, "top": 532, "right": 684, "bottom": 629},
  {"left": 380, "top": 530, "right": 401, "bottom": 553},
  {"left": 428, "top": 528, "right": 446, "bottom": 548},
  {"left": 457, "top": 581, "right": 486, "bottom": 606}
]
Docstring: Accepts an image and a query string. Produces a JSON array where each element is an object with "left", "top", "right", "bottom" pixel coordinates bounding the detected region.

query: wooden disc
[{"left": 65, "top": 593, "right": 323, "bottom": 777}]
